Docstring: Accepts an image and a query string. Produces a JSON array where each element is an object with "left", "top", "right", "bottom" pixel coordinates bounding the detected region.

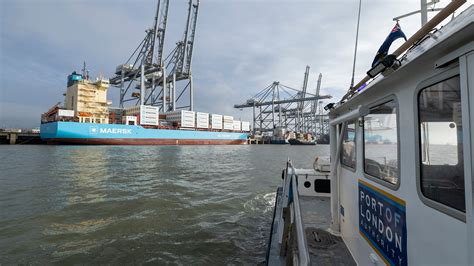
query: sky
[{"left": 0, "top": 0, "right": 472, "bottom": 128}]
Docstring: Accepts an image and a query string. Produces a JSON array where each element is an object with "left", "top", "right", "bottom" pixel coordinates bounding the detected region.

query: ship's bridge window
[
  {"left": 418, "top": 75, "right": 465, "bottom": 213},
  {"left": 363, "top": 100, "right": 398, "bottom": 186},
  {"left": 341, "top": 120, "right": 356, "bottom": 170}
]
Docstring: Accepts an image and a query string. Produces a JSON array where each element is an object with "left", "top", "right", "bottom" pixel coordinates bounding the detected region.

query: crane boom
[
  {"left": 145, "top": 0, "right": 160, "bottom": 65},
  {"left": 144, "top": 0, "right": 169, "bottom": 66},
  {"left": 178, "top": 0, "right": 193, "bottom": 74},
  {"left": 156, "top": 0, "right": 170, "bottom": 66},
  {"left": 234, "top": 95, "right": 332, "bottom": 108},
  {"left": 166, "top": 0, "right": 200, "bottom": 80},
  {"left": 298, "top": 66, "right": 310, "bottom": 112},
  {"left": 313, "top": 73, "right": 322, "bottom": 112},
  {"left": 184, "top": 0, "right": 200, "bottom": 74}
]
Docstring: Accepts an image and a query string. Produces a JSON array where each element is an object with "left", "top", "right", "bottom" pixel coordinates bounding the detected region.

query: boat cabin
[
  {"left": 266, "top": 3, "right": 473, "bottom": 266},
  {"left": 327, "top": 5, "right": 473, "bottom": 266}
]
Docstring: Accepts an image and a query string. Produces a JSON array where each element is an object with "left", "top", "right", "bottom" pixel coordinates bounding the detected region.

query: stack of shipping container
[
  {"left": 165, "top": 110, "right": 196, "bottom": 128},
  {"left": 108, "top": 108, "right": 124, "bottom": 124},
  {"left": 108, "top": 105, "right": 251, "bottom": 132},
  {"left": 124, "top": 105, "right": 159, "bottom": 126},
  {"left": 210, "top": 114, "right": 223, "bottom": 129},
  {"left": 139, "top": 105, "right": 159, "bottom": 126},
  {"left": 232, "top": 120, "right": 241, "bottom": 131},
  {"left": 241, "top": 121, "right": 250, "bottom": 131},
  {"left": 196, "top": 112, "right": 209, "bottom": 129},
  {"left": 223, "top": 115, "right": 234, "bottom": 130}
]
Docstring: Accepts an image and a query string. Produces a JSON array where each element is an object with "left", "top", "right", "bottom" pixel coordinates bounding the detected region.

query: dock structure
[
  {"left": 234, "top": 66, "right": 331, "bottom": 140},
  {"left": 0, "top": 130, "right": 44, "bottom": 145}
]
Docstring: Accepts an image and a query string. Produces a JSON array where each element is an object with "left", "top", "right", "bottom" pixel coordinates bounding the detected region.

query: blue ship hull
[{"left": 40, "top": 122, "right": 248, "bottom": 145}]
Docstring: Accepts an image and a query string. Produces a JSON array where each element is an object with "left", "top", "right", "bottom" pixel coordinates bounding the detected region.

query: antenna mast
[{"left": 350, "top": 0, "right": 362, "bottom": 89}]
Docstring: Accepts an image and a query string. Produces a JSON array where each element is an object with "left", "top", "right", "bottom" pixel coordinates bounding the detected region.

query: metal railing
[{"left": 280, "top": 160, "right": 310, "bottom": 265}]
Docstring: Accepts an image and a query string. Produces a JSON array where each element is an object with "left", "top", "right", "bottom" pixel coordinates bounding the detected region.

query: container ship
[{"left": 40, "top": 73, "right": 250, "bottom": 145}]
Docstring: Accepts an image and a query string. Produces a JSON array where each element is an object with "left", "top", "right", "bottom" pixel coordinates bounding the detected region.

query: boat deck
[
  {"left": 267, "top": 188, "right": 355, "bottom": 265},
  {"left": 300, "top": 196, "right": 355, "bottom": 265}
]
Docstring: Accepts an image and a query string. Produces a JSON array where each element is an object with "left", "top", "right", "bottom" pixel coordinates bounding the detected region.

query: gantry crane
[
  {"left": 161, "top": 0, "right": 200, "bottom": 112},
  {"left": 109, "top": 0, "right": 170, "bottom": 108},
  {"left": 234, "top": 67, "right": 332, "bottom": 135},
  {"left": 108, "top": 0, "right": 200, "bottom": 113}
]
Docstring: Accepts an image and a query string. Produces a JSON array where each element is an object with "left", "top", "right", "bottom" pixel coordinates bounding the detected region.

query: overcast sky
[{"left": 0, "top": 0, "right": 472, "bottom": 128}]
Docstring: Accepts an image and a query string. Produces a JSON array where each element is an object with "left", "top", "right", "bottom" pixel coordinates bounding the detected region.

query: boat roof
[{"left": 332, "top": 4, "right": 474, "bottom": 114}]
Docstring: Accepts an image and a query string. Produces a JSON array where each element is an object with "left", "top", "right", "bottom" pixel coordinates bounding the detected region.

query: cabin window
[
  {"left": 341, "top": 121, "right": 356, "bottom": 169},
  {"left": 363, "top": 100, "right": 398, "bottom": 185},
  {"left": 418, "top": 75, "right": 465, "bottom": 212}
]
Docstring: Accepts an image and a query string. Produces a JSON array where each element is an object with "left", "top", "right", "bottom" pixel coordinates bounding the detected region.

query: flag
[{"left": 371, "top": 23, "right": 407, "bottom": 67}]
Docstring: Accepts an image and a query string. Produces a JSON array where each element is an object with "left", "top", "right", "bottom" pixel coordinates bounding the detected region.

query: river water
[{"left": 0, "top": 145, "right": 328, "bottom": 264}]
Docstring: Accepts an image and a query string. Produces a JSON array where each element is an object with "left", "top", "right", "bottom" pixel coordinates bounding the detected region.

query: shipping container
[
  {"left": 196, "top": 112, "right": 209, "bottom": 129},
  {"left": 210, "top": 114, "right": 223, "bottom": 129},
  {"left": 165, "top": 110, "right": 195, "bottom": 128},
  {"left": 124, "top": 105, "right": 140, "bottom": 116},
  {"left": 108, "top": 108, "right": 124, "bottom": 124},
  {"left": 140, "top": 105, "right": 159, "bottom": 126},
  {"left": 223, "top": 122, "right": 234, "bottom": 130},
  {"left": 233, "top": 120, "right": 241, "bottom": 131},
  {"left": 122, "top": 116, "right": 137, "bottom": 125},
  {"left": 124, "top": 105, "right": 159, "bottom": 125},
  {"left": 241, "top": 121, "right": 250, "bottom": 132},
  {"left": 223, "top": 115, "right": 233, "bottom": 130},
  {"left": 109, "top": 107, "right": 124, "bottom": 115},
  {"left": 223, "top": 115, "right": 233, "bottom": 123}
]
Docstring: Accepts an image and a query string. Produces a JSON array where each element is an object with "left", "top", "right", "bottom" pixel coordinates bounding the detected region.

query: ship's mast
[{"left": 81, "top": 61, "right": 89, "bottom": 80}]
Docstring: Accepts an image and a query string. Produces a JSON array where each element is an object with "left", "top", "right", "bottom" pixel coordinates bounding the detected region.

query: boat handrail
[{"left": 281, "top": 160, "right": 310, "bottom": 265}]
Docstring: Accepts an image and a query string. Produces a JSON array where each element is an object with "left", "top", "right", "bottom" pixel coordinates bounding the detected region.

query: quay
[{"left": 0, "top": 130, "right": 44, "bottom": 145}]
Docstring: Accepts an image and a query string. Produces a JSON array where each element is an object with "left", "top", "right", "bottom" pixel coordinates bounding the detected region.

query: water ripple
[{"left": 0, "top": 145, "right": 328, "bottom": 264}]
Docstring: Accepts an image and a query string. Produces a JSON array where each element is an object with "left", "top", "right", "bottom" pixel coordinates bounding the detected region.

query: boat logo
[
  {"left": 89, "top": 126, "right": 99, "bottom": 134},
  {"left": 358, "top": 179, "right": 407, "bottom": 266},
  {"left": 99, "top": 128, "right": 132, "bottom": 134},
  {"left": 89, "top": 126, "right": 132, "bottom": 135}
]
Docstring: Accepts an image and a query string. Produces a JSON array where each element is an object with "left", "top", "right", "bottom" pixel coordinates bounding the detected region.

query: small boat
[
  {"left": 266, "top": 2, "right": 474, "bottom": 265},
  {"left": 270, "top": 139, "right": 289, "bottom": 145},
  {"left": 288, "top": 138, "right": 316, "bottom": 145}
]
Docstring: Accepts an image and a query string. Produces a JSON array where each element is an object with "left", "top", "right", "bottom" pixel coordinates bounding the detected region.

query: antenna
[
  {"left": 82, "top": 61, "right": 89, "bottom": 80},
  {"left": 350, "top": 0, "right": 362, "bottom": 89}
]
